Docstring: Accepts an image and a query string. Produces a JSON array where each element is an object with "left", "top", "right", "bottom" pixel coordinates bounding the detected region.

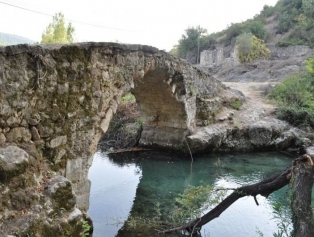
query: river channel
[{"left": 88, "top": 151, "right": 310, "bottom": 237}]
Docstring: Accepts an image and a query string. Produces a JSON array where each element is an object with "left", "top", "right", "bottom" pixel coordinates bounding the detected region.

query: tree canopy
[
  {"left": 41, "top": 12, "right": 75, "bottom": 44},
  {"left": 171, "top": 26, "right": 209, "bottom": 61}
]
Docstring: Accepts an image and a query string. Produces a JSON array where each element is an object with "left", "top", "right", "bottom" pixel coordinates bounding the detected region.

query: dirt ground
[{"left": 222, "top": 82, "right": 277, "bottom": 127}]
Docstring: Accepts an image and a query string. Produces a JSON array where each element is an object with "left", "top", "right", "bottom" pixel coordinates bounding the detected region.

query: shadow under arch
[{"left": 132, "top": 68, "right": 191, "bottom": 149}]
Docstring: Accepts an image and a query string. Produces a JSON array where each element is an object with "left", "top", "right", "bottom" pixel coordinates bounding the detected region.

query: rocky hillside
[
  {"left": 192, "top": 0, "right": 314, "bottom": 81},
  {"left": 199, "top": 44, "right": 313, "bottom": 82}
]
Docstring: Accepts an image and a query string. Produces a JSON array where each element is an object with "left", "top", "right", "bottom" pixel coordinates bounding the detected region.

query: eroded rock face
[
  {"left": 200, "top": 44, "right": 314, "bottom": 82},
  {"left": 188, "top": 118, "right": 297, "bottom": 153}
]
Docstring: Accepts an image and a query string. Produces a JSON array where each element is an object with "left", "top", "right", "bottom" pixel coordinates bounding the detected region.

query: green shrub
[
  {"left": 121, "top": 92, "right": 136, "bottom": 104},
  {"left": 237, "top": 34, "right": 270, "bottom": 63},
  {"left": 276, "top": 106, "right": 314, "bottom": 127},
  {"left": 269, "top": 74, "right": 314, "bottom": 108},
  {"left": 269, "top": 72, "right": 314, "bottom": 127},
  {"left": 231, "top": 99, "right": 243, "bottom": 110},
  {"left": 224, "top": 23, "right": 243, "bottom": 46},
  {"left": 245, "top": 21, "right": 267, "bottom": 40},
  {"left": 261, "top": 5, "right": 275, "bottom": 17},
  {"left": 276, "top": 41, "right": 295, "bottom": 47},
  {"left": 305, "top": 57, "right": 314, "bottom": 75}
]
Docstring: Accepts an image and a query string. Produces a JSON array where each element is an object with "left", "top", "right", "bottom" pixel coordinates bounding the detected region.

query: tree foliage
[
  {"left": 172, "top": 26, "right": 208, "bottom": 59},
  {"left": 302, "top": 0, "right": 314, "bottom": 18},
  {"left": 245, "top": 21, "right": 267, "bottom": 40},
  {"left": 261, "top": 4, "right": 275, "bottom": 17},
  {"left": 41, "top": 12, "right": 75, "bottom": 44},
  {"left": 274, "top": 0, "right": 314, "bottom": 47}
]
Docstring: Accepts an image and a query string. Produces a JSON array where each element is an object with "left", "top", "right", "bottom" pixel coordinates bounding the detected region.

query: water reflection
[
  {"left": 88, "top": 151, "right": 297, "bottom": 237},
  {"left": 88, "top": 152, "right": 142, "bottom": 237}
]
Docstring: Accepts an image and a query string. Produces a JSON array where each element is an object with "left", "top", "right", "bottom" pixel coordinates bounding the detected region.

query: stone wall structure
[
  {"left": 200, "top": 46, "right": 240, "bottom": 69},
  {"left": 200, "top": 44, "right": 314, "bottom": 82},
  {"left": 0, "top": 42, "right": 236, "bottom": 236}
]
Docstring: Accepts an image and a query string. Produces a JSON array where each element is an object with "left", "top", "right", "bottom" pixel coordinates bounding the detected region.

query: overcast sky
[{"left": 0, "top": 0, "right": 278, "bottom": 50}]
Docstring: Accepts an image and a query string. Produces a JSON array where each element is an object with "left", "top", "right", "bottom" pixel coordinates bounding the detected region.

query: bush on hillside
[
  {"left": 224, "top": 23, "right": 243, "bottom": 46},
  {"left": 276, "top": 106, "right": 314, "bottom": 127},
  {"left": 222, "top": 18, "right": 268, "bottom": 47},
  {"left": 245, "top": 21, "right": 268, "bottom": 40},
  {"left": 306, "top": 56, "right": 314, "bottom": 74},
  {"left": 269, "top": 71, "right": 314, "bottom": 128},
  {"left": 261, "top": 5, "right": 275, "bottom": 17},
  {"left": 236, "top": 33, "right": 270, "bottom": 63}
]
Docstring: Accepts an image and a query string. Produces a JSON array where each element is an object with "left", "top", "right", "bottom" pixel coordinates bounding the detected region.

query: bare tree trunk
[
  {"left": 291, "top": 156, "right": 314, "bottom": 237},
  {"left": 159, "top": 154, "right": 314, "bottom": 235}
]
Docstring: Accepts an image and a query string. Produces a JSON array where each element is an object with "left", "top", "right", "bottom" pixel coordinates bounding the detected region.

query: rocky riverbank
[{"left": 187, "top": 82, "right": 309, "bottom": 154}]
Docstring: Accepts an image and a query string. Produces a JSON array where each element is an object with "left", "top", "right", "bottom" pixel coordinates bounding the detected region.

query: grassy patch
[{"left": 231, "top": 99, "right": 243, "bottom": 110}]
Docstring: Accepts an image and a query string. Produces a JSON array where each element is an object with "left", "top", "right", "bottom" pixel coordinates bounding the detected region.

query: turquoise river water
[{"left": 87, "top": 151, "right": 313, "bottom": 237}]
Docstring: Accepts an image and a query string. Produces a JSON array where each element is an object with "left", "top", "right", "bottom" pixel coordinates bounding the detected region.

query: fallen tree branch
[{"left": 159, "top": 154, "right": 314, "bottom": 235}]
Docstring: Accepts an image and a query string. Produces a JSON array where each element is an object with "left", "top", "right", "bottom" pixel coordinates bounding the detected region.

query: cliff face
[{"left": 199, "top": 44, "right": 314, "bottom": 82}]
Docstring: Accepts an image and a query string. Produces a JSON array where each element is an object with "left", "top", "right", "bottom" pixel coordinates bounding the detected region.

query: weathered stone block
[
  {"left": 248, "top": 125, "right": 272, "bottom": 147},
  {"left": 5, "top": 127, "right": 31, "bottom": 142},
  {"left": 27, "top": 114, "right": 41, "bottom": 126},
  {"left": 30, "top": 126, "right": 41, "bottom": 141},
  {"left": 68, "top": 208, "right": 83, "bottom": 222},
  {"left": 57, "top": 82, "right": 69, "bottom": 94},
  {"left": 6, "top": 117, "right": 20, "bottom": 128},
  {"left": 0, "top": 133, "right": 5, "bottom": 145},
  {"left": 0, "top": 146, "right": 29, "bottom": 181},
  {"left": 48, "top": 136, "right": 67, "bottom": 148},
  {"left": 100, "top": 108, "right": 113, "bottom": 133},
  {"left": 45, "top": 175, "right": 76, "bottom": 210},
  {"left": 36, "top": 123, "right": 50, "bottom": 138},
  {"left": 274, "top": 130, "right": 295, "bottom": 150}
]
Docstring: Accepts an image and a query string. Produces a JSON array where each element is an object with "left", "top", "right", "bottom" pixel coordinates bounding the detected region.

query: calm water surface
[{"left": 88, "top": 151, "right": 300, "bottom": 237}]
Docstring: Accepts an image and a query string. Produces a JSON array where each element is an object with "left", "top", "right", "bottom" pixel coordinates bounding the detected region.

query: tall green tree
[
  {"left": 176, "top": 26, "right": 207, "bottom": 59},
  {"left": 41, "top": 12, "right": 75, "bottom": 44}
]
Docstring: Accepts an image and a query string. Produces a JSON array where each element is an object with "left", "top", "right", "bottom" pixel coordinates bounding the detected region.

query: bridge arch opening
[{"left": 98, "top": 66, "right": 193, "bottom": 153}]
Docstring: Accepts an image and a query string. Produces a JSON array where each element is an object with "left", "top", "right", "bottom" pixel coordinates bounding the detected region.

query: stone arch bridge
[{"left": 0, "top": 43, "right": 239, "bottom": 212}]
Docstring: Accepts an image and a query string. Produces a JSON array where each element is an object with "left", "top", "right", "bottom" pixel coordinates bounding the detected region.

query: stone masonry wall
[{"left": 200, "top": 46, "right": 240, "bottom": 69}]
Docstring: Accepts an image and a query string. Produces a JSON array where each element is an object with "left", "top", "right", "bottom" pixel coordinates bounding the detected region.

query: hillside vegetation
[
  {"left": 269, "top": 57, "right": 314, "bottom": 130},
  {"left": 172, "top": 0, "right": 314, "bottom": 61}
]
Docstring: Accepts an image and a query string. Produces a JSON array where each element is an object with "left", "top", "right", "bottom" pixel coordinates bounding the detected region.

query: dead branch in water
[{"left": 159, "top": 154, "right": 314, "bottom": 236}]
